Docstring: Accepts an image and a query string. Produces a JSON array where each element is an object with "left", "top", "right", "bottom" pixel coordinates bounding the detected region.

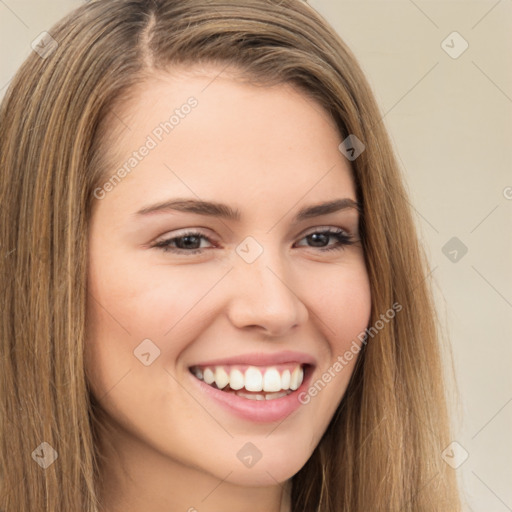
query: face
[{"left": 85, "top": 65, "right": 371, "bottom": 491}]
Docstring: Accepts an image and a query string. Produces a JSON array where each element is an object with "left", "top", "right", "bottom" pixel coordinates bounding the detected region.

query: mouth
[
  {"left": 189, "top": 363, "right": 308, "bottom": 401},
  {"left": 187, "top": 351, "right": 316, "bottom": 423}
]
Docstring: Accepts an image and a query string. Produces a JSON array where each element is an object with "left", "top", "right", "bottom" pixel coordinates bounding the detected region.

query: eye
[
  {"left": 151, "top": 227, "right": 357, "bottom": 255},
  {"left": 151, "top": 230, "right": 214, "bottom": 254},
  {"left": 294, "top": 227, "right": 356, "bottom": 252}
]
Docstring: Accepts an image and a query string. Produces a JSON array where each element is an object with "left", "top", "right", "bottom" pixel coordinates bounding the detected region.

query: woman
[{"left": 0, "top": 0, "right": 461, "bottom": 510}]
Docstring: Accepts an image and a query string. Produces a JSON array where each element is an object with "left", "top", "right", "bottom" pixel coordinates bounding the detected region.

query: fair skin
[{"left": 85, "top": 65, "right": 371, "bottom": 512}]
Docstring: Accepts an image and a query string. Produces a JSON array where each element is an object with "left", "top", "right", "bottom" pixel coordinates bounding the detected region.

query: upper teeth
[{"left": 192, "top": 365, "right": 304, "bottom": 392}]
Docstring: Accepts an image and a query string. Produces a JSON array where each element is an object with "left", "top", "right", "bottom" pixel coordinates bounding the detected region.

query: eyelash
[{"left": 151, "top": 228, "right": 356, "bottom": 255}]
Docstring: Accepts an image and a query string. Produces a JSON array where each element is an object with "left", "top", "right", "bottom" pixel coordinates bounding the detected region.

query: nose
[{"left": 225, "top": 246, "right": 309, "bottom": 337}]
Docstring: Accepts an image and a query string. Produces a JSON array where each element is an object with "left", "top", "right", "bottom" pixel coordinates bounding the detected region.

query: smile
[
  {"left": 190, "top": 364, "right": 305, "bottom": 401},
  {"left": 187, "top": 351, "right": 315, "bottom": 422}
]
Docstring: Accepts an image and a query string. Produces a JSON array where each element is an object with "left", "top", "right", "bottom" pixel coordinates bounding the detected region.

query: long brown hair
[{"left": 0, "top": 0, "right": 461, "bottom": 510}]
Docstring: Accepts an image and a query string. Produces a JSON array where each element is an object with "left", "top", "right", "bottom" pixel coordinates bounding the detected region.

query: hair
[{"left": 0, "top": 0, "right": 461, "bottom": 510}]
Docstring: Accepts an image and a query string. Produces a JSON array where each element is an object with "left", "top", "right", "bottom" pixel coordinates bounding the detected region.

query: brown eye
[
  {"left": 295, "top": 228, "right": 355, "bottom": 252},
  {"left": 152, "top": 231, "right": 214, "bottom": 254}
]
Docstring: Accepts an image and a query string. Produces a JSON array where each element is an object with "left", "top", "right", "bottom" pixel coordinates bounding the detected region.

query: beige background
[{"left": 1, "top": 1, "right": 511, "bottom": 510}]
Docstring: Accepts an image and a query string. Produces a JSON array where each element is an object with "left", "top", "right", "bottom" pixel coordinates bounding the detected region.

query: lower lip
[{"left": 189, "top": 368, "right": 312, "bottom": 423}]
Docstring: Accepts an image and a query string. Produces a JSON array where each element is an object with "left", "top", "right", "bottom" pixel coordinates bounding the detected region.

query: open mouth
[{"left": 189, "top": 363, "right": 308, "bottom": 401}]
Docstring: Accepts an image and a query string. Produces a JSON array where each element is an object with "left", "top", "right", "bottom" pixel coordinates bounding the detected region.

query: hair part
[{"left": 0, "top": 0, "right": 461, "bottom": 510}]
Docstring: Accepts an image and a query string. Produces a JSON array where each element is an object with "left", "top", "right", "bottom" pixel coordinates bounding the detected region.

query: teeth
[
  {"left": 298, "top": 367, "right": 304, "bottom": 388},
  {"left": 229, "top": 369, "right": 244, "bottom": 390},
  {"left": 236, "top": 391, "right": 265, "bottom": 400},
  {"left": 263, "top": 368, "right": 282, "bottom": 392},
  {"left": 214, "top": 367, "right": 229, "bottom": 390},
  {"left": 235, "top": 390, "right": 291, "bottom": 401},
  {"left": 203, "top": 368, "right": 215, "bottom": 385},
  {"left": 191, "top": 364, "right": 305, "bottom": 395},
  {"left": 290, "top": 366, "right": 304, "bottom": 390},
  {"left": 264, "top": 390, "right": 290, "bottom": 400},
  {"left": 245, "top": 366, "right": 263, "bottom": 391},
  {"left": 281, "top": 369, "right": 291, "bottom": 390}
]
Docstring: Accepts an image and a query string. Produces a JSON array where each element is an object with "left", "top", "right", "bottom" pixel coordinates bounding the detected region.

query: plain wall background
[{"left": 1, "top": 1, "right": 511, "bottom": 510}]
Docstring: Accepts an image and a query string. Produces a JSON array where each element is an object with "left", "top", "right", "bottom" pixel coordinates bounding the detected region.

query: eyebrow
[{"left": 134, "top": 197, "right": 361, "bottom": 223}]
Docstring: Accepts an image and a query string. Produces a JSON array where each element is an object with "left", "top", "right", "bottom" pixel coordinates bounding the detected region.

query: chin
[{"left": 208, "top": 439, "right": 312, "bottom": 487}]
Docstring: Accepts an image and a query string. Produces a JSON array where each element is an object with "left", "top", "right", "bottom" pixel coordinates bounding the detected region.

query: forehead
[{"left": 94, "top": 67, "right": 356, "bottom": 217}]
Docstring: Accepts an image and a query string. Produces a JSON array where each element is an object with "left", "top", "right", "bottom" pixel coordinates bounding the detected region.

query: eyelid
[
  {"left": 300, "top": 224, "right": 353, "bottom": 237},
  {"left": 152, "top": 224, "right": 355, "bottom": 245},
  {"left": 150, "top": 224, "right": 359, "bottom": 256},
  {"left": 152, "top": 227, "right": 216, "bottom": 244}
]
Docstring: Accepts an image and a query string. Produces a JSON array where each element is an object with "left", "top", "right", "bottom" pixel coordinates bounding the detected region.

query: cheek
[
  {"left": 83, "top": 256, "right": 225, "bottom": 395},
  {"left": 88, "top": 249, "right": 231, "bottom": 335},
  {"left": 300, "top": 262, "right": 371, "bottom": 414},
  {"left": 313, "top": 261, "right": 372, "bottom": 355}
]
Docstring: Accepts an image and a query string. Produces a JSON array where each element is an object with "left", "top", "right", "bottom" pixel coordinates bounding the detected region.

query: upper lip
[{"left": 190, "top": 350, "right": 316, "bottom": 368}]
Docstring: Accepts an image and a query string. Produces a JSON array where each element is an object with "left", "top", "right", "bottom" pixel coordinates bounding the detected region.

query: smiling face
[{"left": 85, "top": 65, "right": 371, "bottom": 505}]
